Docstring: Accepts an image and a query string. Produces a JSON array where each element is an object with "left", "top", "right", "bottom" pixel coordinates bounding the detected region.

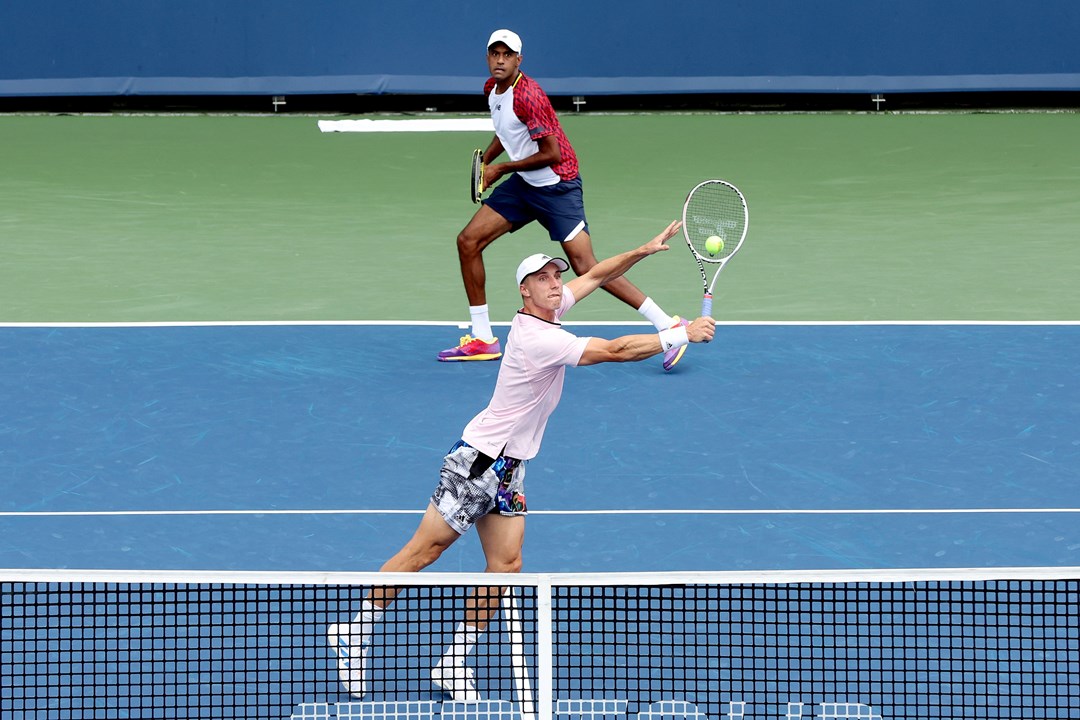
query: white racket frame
[{"left": 681, "top": 179, "right": 749, "bottom": 317}]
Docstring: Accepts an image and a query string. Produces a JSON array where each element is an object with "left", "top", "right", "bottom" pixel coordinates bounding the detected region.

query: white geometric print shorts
[{"left": 431, "top": 440, "right": 527, "bottom": 535}]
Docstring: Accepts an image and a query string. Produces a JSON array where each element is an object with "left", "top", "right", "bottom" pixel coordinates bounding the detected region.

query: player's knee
[
  {"left": 567, "top": 255, "right": 595, "bottom": 275},
  {"left": 456, "top": 231, "right": 475, "bottom": 256},
  {"left": 413, "top": 548, "right": 444, "bottom": 570},
  {"left": 487, "top": 554, "right": 523, "bottom": 574},
  {"left": 562, "top": 246, "right": 597, "bottom": 274},
  {"left": 403, "top": 538, "right": 454, "bottom": 570},
  {"left": 457, "top": 228, "right": 490, "bottom": 257}
]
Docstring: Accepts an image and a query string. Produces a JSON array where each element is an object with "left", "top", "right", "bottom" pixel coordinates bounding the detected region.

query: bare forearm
[
  {"left": 586, "top": 247, "right": 651, "bottom": 288},
  {"left": 483, "top": 136, "right": 506, "bottom": 164},
  {"left": 487, "top": 135, "right": 561, "bottom": 180},
  {"left": 491, "top": 143, "right": 559, "bottom": 173},
  {"left": 577, "top": 317, "right": 712, "bottom": 366},
  {"left": 578, "top": 333, "right": 662, "bottom": 366}
]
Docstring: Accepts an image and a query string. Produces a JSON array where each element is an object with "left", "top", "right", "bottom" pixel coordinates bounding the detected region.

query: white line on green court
[{"left": 318, "top": 118, "right": 493, "bottom": 133}]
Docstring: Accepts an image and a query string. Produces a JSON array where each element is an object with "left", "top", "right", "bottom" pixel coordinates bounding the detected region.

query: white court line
[
  {"left": 3, "top": 507, "right": 1079, "bottom": 517},
  {"left": 318, "top": 118, "right": 494, "bottom": 133}
]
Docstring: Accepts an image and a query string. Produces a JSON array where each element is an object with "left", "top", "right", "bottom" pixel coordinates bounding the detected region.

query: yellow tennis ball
[{"left": 705, "top": 235, "right": 724, "bottom": 256}]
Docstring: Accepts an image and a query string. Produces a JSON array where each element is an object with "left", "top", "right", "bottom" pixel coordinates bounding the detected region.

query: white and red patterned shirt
[
  {"left": 461, "top": 286, "right": 589, "bottom": 460},
  {"left": 486, "top": 72, "right": 579, "bottom": 187}
]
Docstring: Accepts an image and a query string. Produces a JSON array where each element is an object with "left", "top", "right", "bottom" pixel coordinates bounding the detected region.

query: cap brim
[{"left": 517, "top": 257, "right": 570, "bottom": 285}]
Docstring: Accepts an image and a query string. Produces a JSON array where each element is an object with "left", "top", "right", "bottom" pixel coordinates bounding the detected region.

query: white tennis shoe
[
  {"left": 430, "top": 659, "right": 481, "bottom": 701},
  {"left": 327, "top": 623, "right": 371, "bottom": 699}
]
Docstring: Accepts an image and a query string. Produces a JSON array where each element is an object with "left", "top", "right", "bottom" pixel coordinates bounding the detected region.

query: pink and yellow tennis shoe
[
  {"left": 438, "top": 335, "right": 502, "bottom": 362},
  {"left": 662, "top": 316, "right": 690, "bottom": 372}
]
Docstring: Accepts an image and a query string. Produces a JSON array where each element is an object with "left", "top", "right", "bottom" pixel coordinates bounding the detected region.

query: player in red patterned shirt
[{"left": 438, "top": 29, "right": 690, "bottom": 372}]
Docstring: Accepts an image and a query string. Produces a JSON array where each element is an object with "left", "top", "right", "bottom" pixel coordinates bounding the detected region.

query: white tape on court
[{"left": 317, "top": 118, "right": 494, "bottom": 133}]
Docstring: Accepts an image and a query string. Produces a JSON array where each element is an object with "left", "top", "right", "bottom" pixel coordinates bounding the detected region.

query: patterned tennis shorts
[{"left": 431, "top": 440, "right": 528, "bottom": 535}]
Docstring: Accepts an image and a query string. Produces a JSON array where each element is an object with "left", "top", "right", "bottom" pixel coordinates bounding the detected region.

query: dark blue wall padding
[{"left": 2, "top": 0, "right": 1078, "bottom": 96}]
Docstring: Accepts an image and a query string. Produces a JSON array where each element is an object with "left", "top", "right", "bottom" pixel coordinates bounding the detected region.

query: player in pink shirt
[
  {"left": 438, "top": 29, "right": 691, "bottom": 372},
  {"left": 329, "top": 219, "right": 715, "bottom": 700}
]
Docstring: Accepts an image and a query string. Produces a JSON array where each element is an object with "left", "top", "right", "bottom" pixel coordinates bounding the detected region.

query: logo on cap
[
  {"left": 487, "top": 29, "right": 522, "bottom": 53},
  {"left": 516, "top": 253, "right": 570, "bottom": 285}
]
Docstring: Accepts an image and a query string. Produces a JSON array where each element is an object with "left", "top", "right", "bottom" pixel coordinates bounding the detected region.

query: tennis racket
[
  {"left": 470, "top": 148, "right": 485, "bottom": 203},
  {"left": 681, "top": 179, "right": 749, "bottom": 317}
]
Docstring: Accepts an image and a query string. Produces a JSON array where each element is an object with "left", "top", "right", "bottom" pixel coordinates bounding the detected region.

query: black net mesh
[{"left": 3, "top": 575, "right": 1077, "bottom": 719}]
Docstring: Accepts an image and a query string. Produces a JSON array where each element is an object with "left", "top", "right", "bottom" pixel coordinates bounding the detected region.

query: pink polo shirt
[{"left": 461, "top": 286, "right": 589, "bottom": 460}]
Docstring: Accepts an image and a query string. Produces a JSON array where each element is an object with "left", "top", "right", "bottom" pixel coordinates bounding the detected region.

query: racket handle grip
[{"left": 701, "top": 294, "right": 713, "bottom": 318}]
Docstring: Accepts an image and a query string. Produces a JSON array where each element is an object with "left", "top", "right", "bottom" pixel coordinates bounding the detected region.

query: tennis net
[{"left": 2, "top": 568, "right": 1078, "bottom": 719}]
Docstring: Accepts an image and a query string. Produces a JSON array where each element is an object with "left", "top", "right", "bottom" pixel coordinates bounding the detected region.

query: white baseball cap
[
  {"left": 516, "top": 253, "right": 569, "bottom": 285},
  {"left": 487, "top": 29, "right": 522, "bottom": 53}
]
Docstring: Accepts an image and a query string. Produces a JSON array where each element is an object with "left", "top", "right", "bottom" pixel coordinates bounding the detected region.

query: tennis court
[{"left": 2, "top": 111, "right": 1079, "bottom": 719}]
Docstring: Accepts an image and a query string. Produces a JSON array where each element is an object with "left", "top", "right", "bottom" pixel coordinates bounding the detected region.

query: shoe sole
[
  {"left": 431, "top": 667, "right": 480, "bottom": 701},
  {"left": 663, "top": 345, "right": 687, "bottom": 372}
]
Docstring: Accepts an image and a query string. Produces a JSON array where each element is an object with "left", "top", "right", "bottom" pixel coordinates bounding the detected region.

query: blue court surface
[
  {"left": 2, "top": 322, "right": 1078, "bottom": 573},
  {"left": 3, "top": 322, "right": 1080, "bottom": 720}
]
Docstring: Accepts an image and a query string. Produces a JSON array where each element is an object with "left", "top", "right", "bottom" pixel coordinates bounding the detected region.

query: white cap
[
  {"left": 487, "top": 29, "right": 522, "bottom": 53},
  {"left": 516, "top": 253, "right": 569, "bottom": 285}
]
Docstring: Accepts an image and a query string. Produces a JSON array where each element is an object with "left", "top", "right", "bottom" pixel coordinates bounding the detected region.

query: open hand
[{"left": 641, "top": 220, "right": 682, "bottom": 255}]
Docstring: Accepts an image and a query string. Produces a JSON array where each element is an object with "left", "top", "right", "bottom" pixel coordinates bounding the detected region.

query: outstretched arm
[
  {"left": 577, "top": 316, "right": 716, "bottom": 366},
  {"left": 565, "top": 220, "right": 681, "bottom": 304}
]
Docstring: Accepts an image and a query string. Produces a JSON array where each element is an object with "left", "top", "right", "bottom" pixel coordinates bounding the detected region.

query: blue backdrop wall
[{"left": 2, "top": 0, "right": 1078, "bottom": 97}]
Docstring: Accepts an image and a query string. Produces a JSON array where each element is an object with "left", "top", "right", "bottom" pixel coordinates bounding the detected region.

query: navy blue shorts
[{"left": 483, "top": 173, "right": 590, "bottom": 243}]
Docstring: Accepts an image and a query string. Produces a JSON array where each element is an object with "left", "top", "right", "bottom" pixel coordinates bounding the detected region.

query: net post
[{"left": 536, "top": 575, "right": 553, "bottom": 720}]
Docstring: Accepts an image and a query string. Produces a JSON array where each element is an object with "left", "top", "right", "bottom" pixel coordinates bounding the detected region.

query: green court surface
[{"left": 1, "top": 111, "right": 1078, "bottom": 323}]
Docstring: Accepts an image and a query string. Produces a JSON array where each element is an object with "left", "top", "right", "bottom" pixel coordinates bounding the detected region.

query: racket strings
[{"left": 685, "top": 185, "right": 746, "bottom": 261}]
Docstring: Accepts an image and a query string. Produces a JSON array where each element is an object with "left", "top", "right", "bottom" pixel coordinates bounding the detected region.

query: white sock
[
  {"left": 469, "top": 305, "right": 494, "bottom": 340},
  {"left": 443, "top": 622, "right": 480, "bottom": 667},
  {"left": 348, "top": 600, "right": 384, "bottom": 647},
  {"left": 637, "top": 297, "right": 675, "bottom": 330}
]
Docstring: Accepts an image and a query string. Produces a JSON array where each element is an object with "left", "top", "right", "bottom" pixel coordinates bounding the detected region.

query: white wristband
[{"left": 658, "top": 325, "right": 689, "bottom": 352}]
